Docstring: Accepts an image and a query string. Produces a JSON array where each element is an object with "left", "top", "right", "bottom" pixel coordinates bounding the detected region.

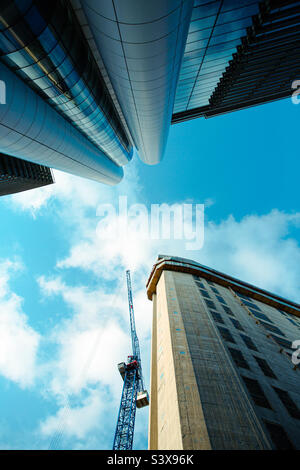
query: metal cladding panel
[
  {"left": 81, "top": 0, "right": 194, "bottom": 165},
  {"left": 0, "top": 61, "right": 123, "bottom": 185},
  {"left": 0, "top": 0, "right": 132, "bottom": 167}
]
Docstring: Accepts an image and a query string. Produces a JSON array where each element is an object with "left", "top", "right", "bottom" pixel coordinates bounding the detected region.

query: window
[
  {"left": 195, "top": 280, "right": 206, "bottom": 289},
  {"left": 241, "top": 376, "right": 273, "bottom": 409},
  {"left": 277, "top": 309, "right": 287, "bottom": 316},
  {"left": 240, "top": 334, "right": 258, "bottom": 351},
  {"left": 254, "top": 356, "right": 277, "bottom": 379},
  {"left": 270, "top": 335, "right": 293, "bottom": 350},
  {"left": 216, "top": 295, "right": 226, "bottom": 304},
  {"left": 211, "top": 287, "right": 219, "bottom": 294},
  {"left": 206, "top": 279, "right": 214, "bottom": 286},
  {"left": 199, "top": 288, "right": 211, "bottom": 299},
  {"left": 230, "top": 318, "right": 244, "bottom": 332},
  {"left": 228, "top": 348, "right": 250, "bottom": 369},
  {"left": 286, "top": 317, "right": 299, "bottom": 327},
  {"left": 260, "top": 321, "right": 285, "bottom": 337},
  {"left": 240, "top": 297, "right": 254, "bottom": 304},
  {"left": 273, "top": 387, "right": 300, "bottom": 419},
  {"left": 264, "top": 421, "right": 295, "bottom": 450},
  {"left": 238, "top": 293, "right": 251, "bottom": 301},
  {"left": 223, "top": 305, "right": 235, "bottom": 316},
  {"left": 243, "top": 300, "right": 261, "bottom": 311},
  {"left": 217, "top": 326, "right": 236, "bottom": 344},
  {"left": 204, "top": 298, "right": 216, "bottom": 310},
  {"left": 250, "top": 310, "right": 274, "bottom": 324},
  {"left": 210, "top": 310, "right": 224, "bottom": 324}
]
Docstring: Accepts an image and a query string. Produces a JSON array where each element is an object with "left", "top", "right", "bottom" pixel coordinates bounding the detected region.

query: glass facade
[
  {"left": 0, "top": 0, "right": 132, "bottom": 167},
  {"left": 0, "top": 153, "right": 53, "bottom": 196},
  {"left": 172, "top": 0, "right": 300, "bottom": 122},
  {"left": 173, "top": 0, "right": 261, "bottom": 114},
  {"left": 0, "top": 0, "right": 299, "bottom": 182}
]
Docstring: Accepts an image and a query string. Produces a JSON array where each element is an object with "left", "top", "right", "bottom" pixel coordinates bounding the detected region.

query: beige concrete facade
[
  {"left": 147, "top": 256, "right": 300, "bottom": 450},
  {"left": 148, "top": 272, "right": 211, "bottom": 450}
]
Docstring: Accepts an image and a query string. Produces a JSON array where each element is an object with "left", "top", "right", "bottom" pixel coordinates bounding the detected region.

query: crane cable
[{"left": 48, "top": 283, "right": 124, "bottom": 449}]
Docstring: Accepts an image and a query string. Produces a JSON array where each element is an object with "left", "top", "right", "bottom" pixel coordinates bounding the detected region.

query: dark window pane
[
  {"left": 264, "top": 421, "right": 295, "bottom": 450},
  {"left": 286, "top": 317, "right": 299, "bottom": 327},
  {"left": 260, "top": 321, "right": 285, "bottom": 337},
  {"left": 240, "top": 334, "right": 258, "bottom": 351},
  {"left": 204, "top": 298, "right": 216, "bottom": 310},
  {"left": 243, "top": 300, "right": 261, "bottom": 311},
  {"left": 217, "top": 326, "right": 235, "bottom": 344},
  {"left": 216, "top": 295, "right": 226, "bottom": 304},
  {"left": 194, "top": 279, "right": 206, "bottom": 289},
  {"left": 210, "top": 310, "right": 224, "bottom": 324},
  {"left": 254, "top": 356, "right": 277, "bottom": 379},
  {"left": 223, "top": 305, "right": 235, "bottom": 316},
  {"left": 199, "top": 288, "right": 211, "bottom": 299},
  {"left": 238, "top": 293, "right": 251, "bottom": 301},
  {"left": 228, "top": 347, "right": 250, "bottom": 369},
  {"left": 242, "top": 376, "right": 273, "bottom": 409},
  {"left": 251, "top": 310, "right": 274, "bottom": 324},
  {"left": 230, "top": 318, "right": 244, "bottom": 332},
  {"left": 273, "top": 387, "right": 300, "bottom": 420},
  {"left": 270, "top": 335, "right": 293, "bottom": 351}
]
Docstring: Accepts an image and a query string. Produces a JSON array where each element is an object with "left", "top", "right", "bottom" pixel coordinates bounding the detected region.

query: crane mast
[
  {"left": 126, "top": 270, "right": 144, "bottom": 391},
  {"left": 113, "top": 270, "right": 149, "bottom": 450}
]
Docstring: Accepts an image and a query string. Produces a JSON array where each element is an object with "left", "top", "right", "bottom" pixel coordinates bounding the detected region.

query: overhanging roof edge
[{"left": 146, "top": 255, "right": 300, "bottom": 317}]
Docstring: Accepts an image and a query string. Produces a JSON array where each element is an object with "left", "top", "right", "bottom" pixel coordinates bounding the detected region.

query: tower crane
[{"left": 113, "top": 270, "right": 149, "bottom": 450}]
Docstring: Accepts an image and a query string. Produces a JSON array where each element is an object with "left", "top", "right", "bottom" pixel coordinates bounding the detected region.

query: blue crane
[{"left": 113, "top": 270, "right": 149, "bottom": 450}]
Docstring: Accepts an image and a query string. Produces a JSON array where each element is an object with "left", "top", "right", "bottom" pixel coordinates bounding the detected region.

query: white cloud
[
  {"left": 0, "top": 259, "right": 40, "bottom": 387},
  {"left": 40, "top": 388, "right": 103, "bottom": 441},
  {"left": 7, "top": 162, "right": 300, "bottom": 447},
  {"left": 199, "top": 210, "right": 300, "bottom": 302},
  {"left": 8, "top": 170, "right": 103, "bottom": 217},
  {"left": 38, "top": 276, "right": 130, "bottom": 396}
]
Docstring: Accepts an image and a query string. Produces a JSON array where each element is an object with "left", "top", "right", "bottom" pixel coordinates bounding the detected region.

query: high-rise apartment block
[
  {"left": 147, "top": 255, "right": 300, "bottom": 450},
  {"left": 0, "top": 0, "right": 299, "bottom": 192}
]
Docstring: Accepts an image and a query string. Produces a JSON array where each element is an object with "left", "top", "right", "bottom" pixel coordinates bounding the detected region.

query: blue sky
[{"left": 0, "top": 96, "right": 299, "bottom": 450}]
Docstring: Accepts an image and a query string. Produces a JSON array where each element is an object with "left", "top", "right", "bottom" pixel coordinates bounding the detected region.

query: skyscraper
[
  {"left": 0, "top": 0, "right": 298, "bottom": 188},
  {"left": 0, "top": 153, "right": 53, "bottom": 196},
  {"left": 146, "top": 255, "right": 300, "bottom": 450}
]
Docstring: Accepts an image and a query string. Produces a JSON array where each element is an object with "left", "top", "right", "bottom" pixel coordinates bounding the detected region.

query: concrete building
[
  {"left": 0, "top": 0, "right": 299, "bottom": 190},
  {"left": 146, "top": 255, "right": 300, "bottom": 450}
]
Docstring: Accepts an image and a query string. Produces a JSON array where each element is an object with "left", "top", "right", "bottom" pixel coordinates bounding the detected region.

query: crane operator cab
[{"left": 117, "top": 359, "right": 149, "bottom": 408}]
